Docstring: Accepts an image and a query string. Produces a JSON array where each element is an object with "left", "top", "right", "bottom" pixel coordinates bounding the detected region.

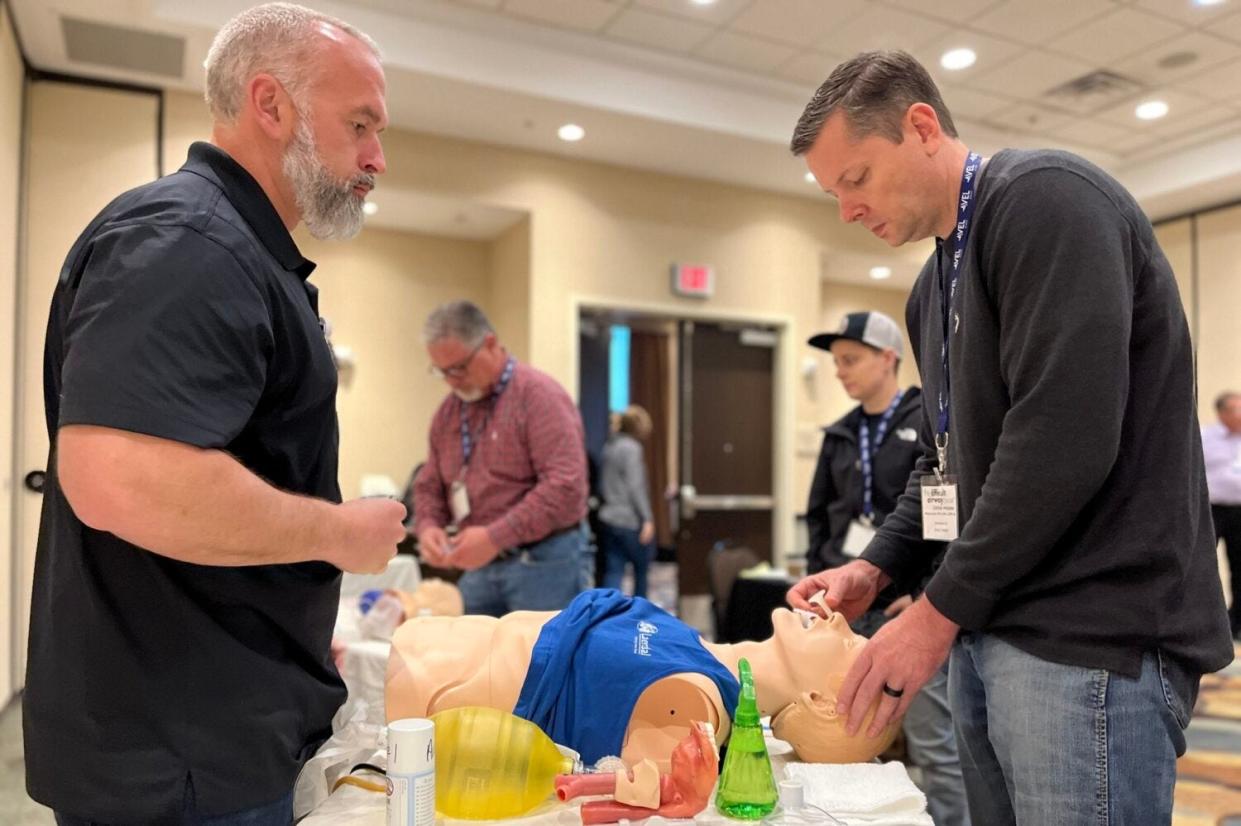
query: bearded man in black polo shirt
[{"left": 24, "top": 4, "right": 407, "bottom": 823}]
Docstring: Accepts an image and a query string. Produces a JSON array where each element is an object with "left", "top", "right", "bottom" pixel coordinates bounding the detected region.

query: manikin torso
[{"left": 384, "top": 605, "right": 894, "bottom": 768}]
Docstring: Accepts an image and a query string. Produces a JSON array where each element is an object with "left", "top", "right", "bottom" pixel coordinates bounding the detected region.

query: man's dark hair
[
  {"left": 1216, "top": 391, "right": 1241, "bottom": 412},
  {"left": 790, "top": 50, "right": 958, "bottom": 156}
]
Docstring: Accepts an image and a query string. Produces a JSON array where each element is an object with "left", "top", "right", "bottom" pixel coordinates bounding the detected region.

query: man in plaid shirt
[{"left": 414, "top": 300, "right": 589, "bottom": 615}]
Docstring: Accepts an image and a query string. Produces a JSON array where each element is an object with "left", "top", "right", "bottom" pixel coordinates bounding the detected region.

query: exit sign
[{"left": 672, "top": 263, "right": 714, "bottom": 298}]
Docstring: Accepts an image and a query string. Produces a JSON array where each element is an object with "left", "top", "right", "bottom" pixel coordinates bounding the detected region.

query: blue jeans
[
  {"left": 904, "top": 663, "right": 971, "bottom": 826},
  {"left": 55, "top": 789, "right": 292, "bottom": 826},
  {"left": 458, "top": 524, "right": 587, "bottom": 616},
  {"left": 599, "top": 522, "right": 653, "bottom": 598},
  {"left": 949, "top": 633, "right": 1196, "bottom": 826}
]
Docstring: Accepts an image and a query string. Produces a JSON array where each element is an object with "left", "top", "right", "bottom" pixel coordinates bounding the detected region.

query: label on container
[{"left": 387, "top": 769, "right": 435, "bottom": 826}]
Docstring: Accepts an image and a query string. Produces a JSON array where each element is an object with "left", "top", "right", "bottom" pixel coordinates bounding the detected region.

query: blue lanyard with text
[
  {"left": 460, "top": 357, "right": 515, "bottom": 467},
  {"left": 936, "top": 152, "right": 982, "bottom": 475},
  {"left": 858, "top": 389, "right": 905, "bottom": 521}
]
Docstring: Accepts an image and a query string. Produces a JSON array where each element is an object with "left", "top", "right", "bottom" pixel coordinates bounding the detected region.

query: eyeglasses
[{"left": 429, "top": 340, "right": 485, "bottom": 380}]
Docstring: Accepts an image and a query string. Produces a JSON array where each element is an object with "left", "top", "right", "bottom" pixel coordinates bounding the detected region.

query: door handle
[{"left": 680, "top": 483, "right": 697, "bottom": 521}]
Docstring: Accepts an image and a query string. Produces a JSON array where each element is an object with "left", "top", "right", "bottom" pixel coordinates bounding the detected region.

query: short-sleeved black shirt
[{"left": 24, "top": 142, "right": 346, "bottom": 820}]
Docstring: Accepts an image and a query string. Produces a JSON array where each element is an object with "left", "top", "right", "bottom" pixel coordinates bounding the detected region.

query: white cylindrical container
[{"left": 387, "top": 717, "right": 435, "bottom": 826}]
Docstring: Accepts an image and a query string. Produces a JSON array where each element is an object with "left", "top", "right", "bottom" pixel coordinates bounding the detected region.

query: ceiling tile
[
  {"left": 966, "top": 49, "right": 1098, "bottom": 98},
  {"left": 906, "top": 29, "right": 1027, "bottom": 88},
  {"left": 449, "top": 0, "right": 504, "bottom": 9},
  {"left": 776, "top": 49, "right": 848, "bottom": 88},
  {"left": 1047, "top": 116, "right": 1145, "bottom": 149},
  {"left": 880, "top": 0, "right": 1003, "bottom": 25},
  {"left": 817, "top": 6, "right": 951, "bottom": 56},
  {"left": 693, "top": 29, "right": 800, "bottom": 73},
  {"left": 502, "top": 0, "right": 622, "bottom": 33},
  {"left": 1200, "top": 9, "right": 1241, "bottom": 44},
  {"left": 632, "top": 0, "right": 754, "bottom": 25},
  {"left": 1148, "top": 102, "right": 1241, "bottom": 139},
  {"left": 1173, "top": 57, "right": 1241, "bottom": 102},
  {"left": 603, "top": 7, "right": 716, "bottom": 53},
  {"left": 971, "top": 0, "right": 1117, "bottom": 46},
  {"left": 729, "top": 0, "right": 868, "bottom": 47},
  {"left": 1094, "top": 87, "right": 1210, "bottom": 128},
  {"left": 1047, "top": 7, "right": 1186, "bottom": 66},
  {"left": 939, "top": 85, "right": 1018, "bottom": 121},
  {"left": 1131, "top": 0, "right": 1237, "bottom": 26},
  {"left": 986, "top": 101, "right": 1077, "bottom": 135},
  {"left": 1110, "top": 30, "right": 1241, "bottom": 85}
]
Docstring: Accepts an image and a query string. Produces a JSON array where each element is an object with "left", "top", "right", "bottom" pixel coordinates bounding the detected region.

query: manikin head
[
  {"left": 204, "top": 2, "right": 388, "bottom": 239},
  {"left": 423, "top": 301, "right": 509, "bottom": 402},
  {"left": 764, "top": 608, "right": 899, "bottom": 762},
  {"left": 1217, "top": 392, "right": 1241, "bottom": 434},
  {"left": 791, "top": 50, "right": 965, "bottom": 246}
]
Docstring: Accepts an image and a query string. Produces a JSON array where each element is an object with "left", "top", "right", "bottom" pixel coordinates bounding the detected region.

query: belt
[{"left": 491, "top": 526, "right": 576, "bottom": 564}]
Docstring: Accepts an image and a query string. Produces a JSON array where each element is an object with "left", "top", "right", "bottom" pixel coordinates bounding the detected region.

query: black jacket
[
  {"left": 806, "top": 387, "right": 930, "bottom": 595},
  {"left": 864, "top": 149, "right": 1233, "bottom": 678}
]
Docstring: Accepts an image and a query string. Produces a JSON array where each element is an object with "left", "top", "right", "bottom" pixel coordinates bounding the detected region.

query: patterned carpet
[{"left": 1176, "top": 643, "right": 1241, "bottom": 825}]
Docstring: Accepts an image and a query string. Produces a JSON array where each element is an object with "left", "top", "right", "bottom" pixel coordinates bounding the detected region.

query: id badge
[
  {"left": 920, "top": 475, "right": 959, "bottom": 541},
  {"left": 450, "top": 479, "right": 471, "bottom": 524},
  {"left": 842, "top": 519, "right": 877, "bottom": 558}
]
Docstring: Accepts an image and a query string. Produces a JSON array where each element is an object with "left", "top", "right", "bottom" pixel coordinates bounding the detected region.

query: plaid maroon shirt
[{"left": 413, "top": 360, "right": 588, "bottom": 550}]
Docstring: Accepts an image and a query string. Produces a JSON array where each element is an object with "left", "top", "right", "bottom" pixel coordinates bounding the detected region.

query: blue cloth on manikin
[{"left": 512, "top": 588, "right": 740, "bottom": 764}]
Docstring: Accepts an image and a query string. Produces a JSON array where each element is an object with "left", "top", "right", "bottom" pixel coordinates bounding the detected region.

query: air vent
[
  {"left": 1042, "top": 69, "right": 1145, "bottom": 116},
  {"left": 61, "top": 17, "right": 185, "bottom": 79}
]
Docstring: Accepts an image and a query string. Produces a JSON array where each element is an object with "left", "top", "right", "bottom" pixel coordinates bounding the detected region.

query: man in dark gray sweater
[{"left": 786, "top": 50, "right": 1233, "bottom": 826}]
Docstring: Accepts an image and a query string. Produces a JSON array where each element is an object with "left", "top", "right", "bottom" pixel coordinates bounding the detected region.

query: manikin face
[
  {"left": 829, "top": 339, "right": 895, "bottom": 404},
  {"left": 427, "top": 334, "right": 505, "bottom": 402},
  {"left": 282, "top": 26, "right": 387, "bottom": 240},
  {"left": 802, "top": 108, "right": 945, "bottom": 247},
  {"left": 766, "top": 608, "right": 899, "bottom": 763}
]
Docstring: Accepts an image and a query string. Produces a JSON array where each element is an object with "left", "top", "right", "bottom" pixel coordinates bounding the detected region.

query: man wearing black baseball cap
[{"left": 806, "top": 310, "right": 968, "bottom": 825}]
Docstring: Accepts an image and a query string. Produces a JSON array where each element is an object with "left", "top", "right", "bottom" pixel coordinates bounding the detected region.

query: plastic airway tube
[{"left": 555, "top": 772, "right": 616, "bottom": 801}]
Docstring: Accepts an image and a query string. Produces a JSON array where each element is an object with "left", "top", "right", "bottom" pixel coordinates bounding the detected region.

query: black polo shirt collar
[{"left": 182, "top": 141, "right": 316, "bottom": 280}]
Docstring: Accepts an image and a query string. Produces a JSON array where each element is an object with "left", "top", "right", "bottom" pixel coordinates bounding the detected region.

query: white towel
[{"left": 782, "top": 762, "right": 934, "bottom": 826}]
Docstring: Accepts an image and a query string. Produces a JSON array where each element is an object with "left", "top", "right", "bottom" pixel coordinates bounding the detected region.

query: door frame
[{"left": 569, "top": 294, "right": 795, "bottom": 565}]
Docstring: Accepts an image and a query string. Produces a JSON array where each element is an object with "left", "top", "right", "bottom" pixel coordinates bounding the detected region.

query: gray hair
[
  {"left": 204, "top": 2, "right": 381, "bottom": 123},
  {"left": 790, "top": 50, "right": 958, "bottom": 156},
  {"left": 423, "top": 301, "right": 495, "bottom": 347}
]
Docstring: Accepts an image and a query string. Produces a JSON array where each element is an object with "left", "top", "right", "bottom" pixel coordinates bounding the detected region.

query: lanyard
[
  {"left": 935, "top": 151, "right": 982, "bottom": 475},
  {"left": 460, "top": 357, "right": 515, "bottom": 467},
  {"left": 858, "top": 389, "right": 905, "bottom": 521}
]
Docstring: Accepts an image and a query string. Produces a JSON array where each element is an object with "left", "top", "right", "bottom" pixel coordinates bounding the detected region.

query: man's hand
[
  {"left": 837, "top": 596, "right": 959, "bottom": 737},
  {"left": 786, "top": 559, "right": 888, "bottom": 620},
  {"left": 639, "top": 521, "right": 655, "bottom": 546},
  {"left": 449, "top": 526, "right": 500, "bottom": 571},
  {"left": 332, "top": 498, "right": 407, "bottom": 573},
  {"left": 418, "top": 526, "right": 453, "bottom": 568}
]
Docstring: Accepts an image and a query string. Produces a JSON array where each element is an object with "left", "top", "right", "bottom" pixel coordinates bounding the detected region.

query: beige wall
[
  {"left": 1194, "top": 205, "right": 1241, "bottom": 424},
  {"left": 296, "top": 226, "right": 492, "bottom": 499},
  {"left": 15, "top": 81, "right": 158, "bottom": 686},
  {"left": 488, "top": 216, "right": 532, "bottom": 362},
  {"left": 1, "top": 1, "right": 24, "bottom": 704},
  {"left": 1153, "top": 218, "right": 1194, "bottom": 344}
]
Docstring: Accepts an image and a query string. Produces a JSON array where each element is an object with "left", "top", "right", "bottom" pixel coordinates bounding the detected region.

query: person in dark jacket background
[{"left": 806, "top": 310, "right": 969, "bottom": 825}]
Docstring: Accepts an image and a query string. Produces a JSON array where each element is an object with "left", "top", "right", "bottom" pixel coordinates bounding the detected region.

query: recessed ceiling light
[
  {"left": 940, "top": 48, "right": 976, "bottom": 71},
  {"left": 1135, "top": 100, "right": 1169, "bottom": 120},
  {"left": 869, "top": 266, "right": 893, "bottom": 280},
  {"left": 1193, "top": 0, "right": 1226, "bottom": 7},
  {"left": 804, "top": 171, "right": 816, "bottom": 183},
  {"left": 362, "top": 201, "right": 378, "bottom": 216},
  {"left": 558, "top": 123, "right": 585, "bottom": 142},
  {"left": 691, "top": 0, "right": 718, "bottom": 6}
]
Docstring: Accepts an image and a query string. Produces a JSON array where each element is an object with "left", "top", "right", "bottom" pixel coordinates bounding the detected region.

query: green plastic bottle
[
  {"left": 715, "top": 658, "right": 778, "bottom": 820},
  {"left": 431, "top": 706, "right": 577, "bottom": 820}
]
